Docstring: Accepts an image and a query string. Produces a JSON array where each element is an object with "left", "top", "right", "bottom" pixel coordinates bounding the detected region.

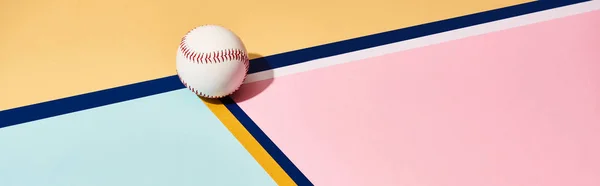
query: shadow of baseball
[{"left": 229, "top": 53, "right": 274, "bottom": 103}]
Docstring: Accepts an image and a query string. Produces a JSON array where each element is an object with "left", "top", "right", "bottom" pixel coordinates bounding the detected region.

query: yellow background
[{"left": 0, "top": 0, "right": 531, "bottom": 110}]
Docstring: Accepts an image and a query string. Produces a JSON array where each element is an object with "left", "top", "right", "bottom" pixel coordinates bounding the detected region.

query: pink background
[{"left": 233, "top": 10, "right": 600, "bottom": 186}]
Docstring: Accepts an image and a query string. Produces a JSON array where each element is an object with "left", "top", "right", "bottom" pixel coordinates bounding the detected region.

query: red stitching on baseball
[
  {"left": 177, "top": 70, "right": 248, "bottom": 99},
  {"left": 179, "top": 28, "right": 249, "bottom": 69},
  {"left": 177, "top": 73, "right": 223, "bottom": 99},
  {"left": 177, "top": 26, "right": 251, "bottom": 98}
]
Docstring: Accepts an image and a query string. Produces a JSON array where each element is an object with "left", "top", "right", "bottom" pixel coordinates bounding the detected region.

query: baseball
[{"left": 176, "top": 25, "right": 249, "bottom": 98}]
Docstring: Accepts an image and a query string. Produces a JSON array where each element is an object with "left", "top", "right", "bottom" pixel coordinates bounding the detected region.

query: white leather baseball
[{"left": 176, "top": 25, "right": 249, "bottom": 98}]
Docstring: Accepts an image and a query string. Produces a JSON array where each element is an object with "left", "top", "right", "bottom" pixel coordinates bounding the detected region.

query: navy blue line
[
  {"left": 227, "top": 1, "right": 591, "bottom": 185},
  {"left": 221, "top": 97, "right": 314, "bottom": 185},
  {"left": 1, "top": 0, "right": 588, "bottom": 128},
  {"left": 247, "top": 0, "right": 590, "bottom": 74},
  {"left": 0, "top": 76, "right": 185, "bottom": 128},
  {"left": 0, "top": 0, "right": 591, "bottom": 185}
]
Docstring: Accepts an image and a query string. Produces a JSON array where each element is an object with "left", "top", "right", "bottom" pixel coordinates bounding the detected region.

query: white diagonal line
[{"left": 245, "top": 0, "right": 600, "bottom": 84}]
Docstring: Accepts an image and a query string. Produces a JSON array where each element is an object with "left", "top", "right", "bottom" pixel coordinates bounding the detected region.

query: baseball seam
[
  {"left": 179, "top": 26, "right": 250, "bottom": 70},
  {"left": 180, "top": 40, "right": 249, "bottom": 68},
  {"left": 177, "top": 73, "right": 220, "bottom": 99},
  {"left": 177, "top": 26, "right": 250, "bottom": 98},
  {"left": 177, "top": 71, "right": 248, "bottom": 99}
]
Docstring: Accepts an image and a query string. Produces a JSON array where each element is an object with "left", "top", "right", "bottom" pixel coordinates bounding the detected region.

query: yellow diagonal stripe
[{"left": 201, "top": 97, "right": 297, "bottom": 186}]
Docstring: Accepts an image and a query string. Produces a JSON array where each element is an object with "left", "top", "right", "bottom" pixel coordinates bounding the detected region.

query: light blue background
[{"left": 0, "top": 89, "right": 276, "bottom": 186}]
